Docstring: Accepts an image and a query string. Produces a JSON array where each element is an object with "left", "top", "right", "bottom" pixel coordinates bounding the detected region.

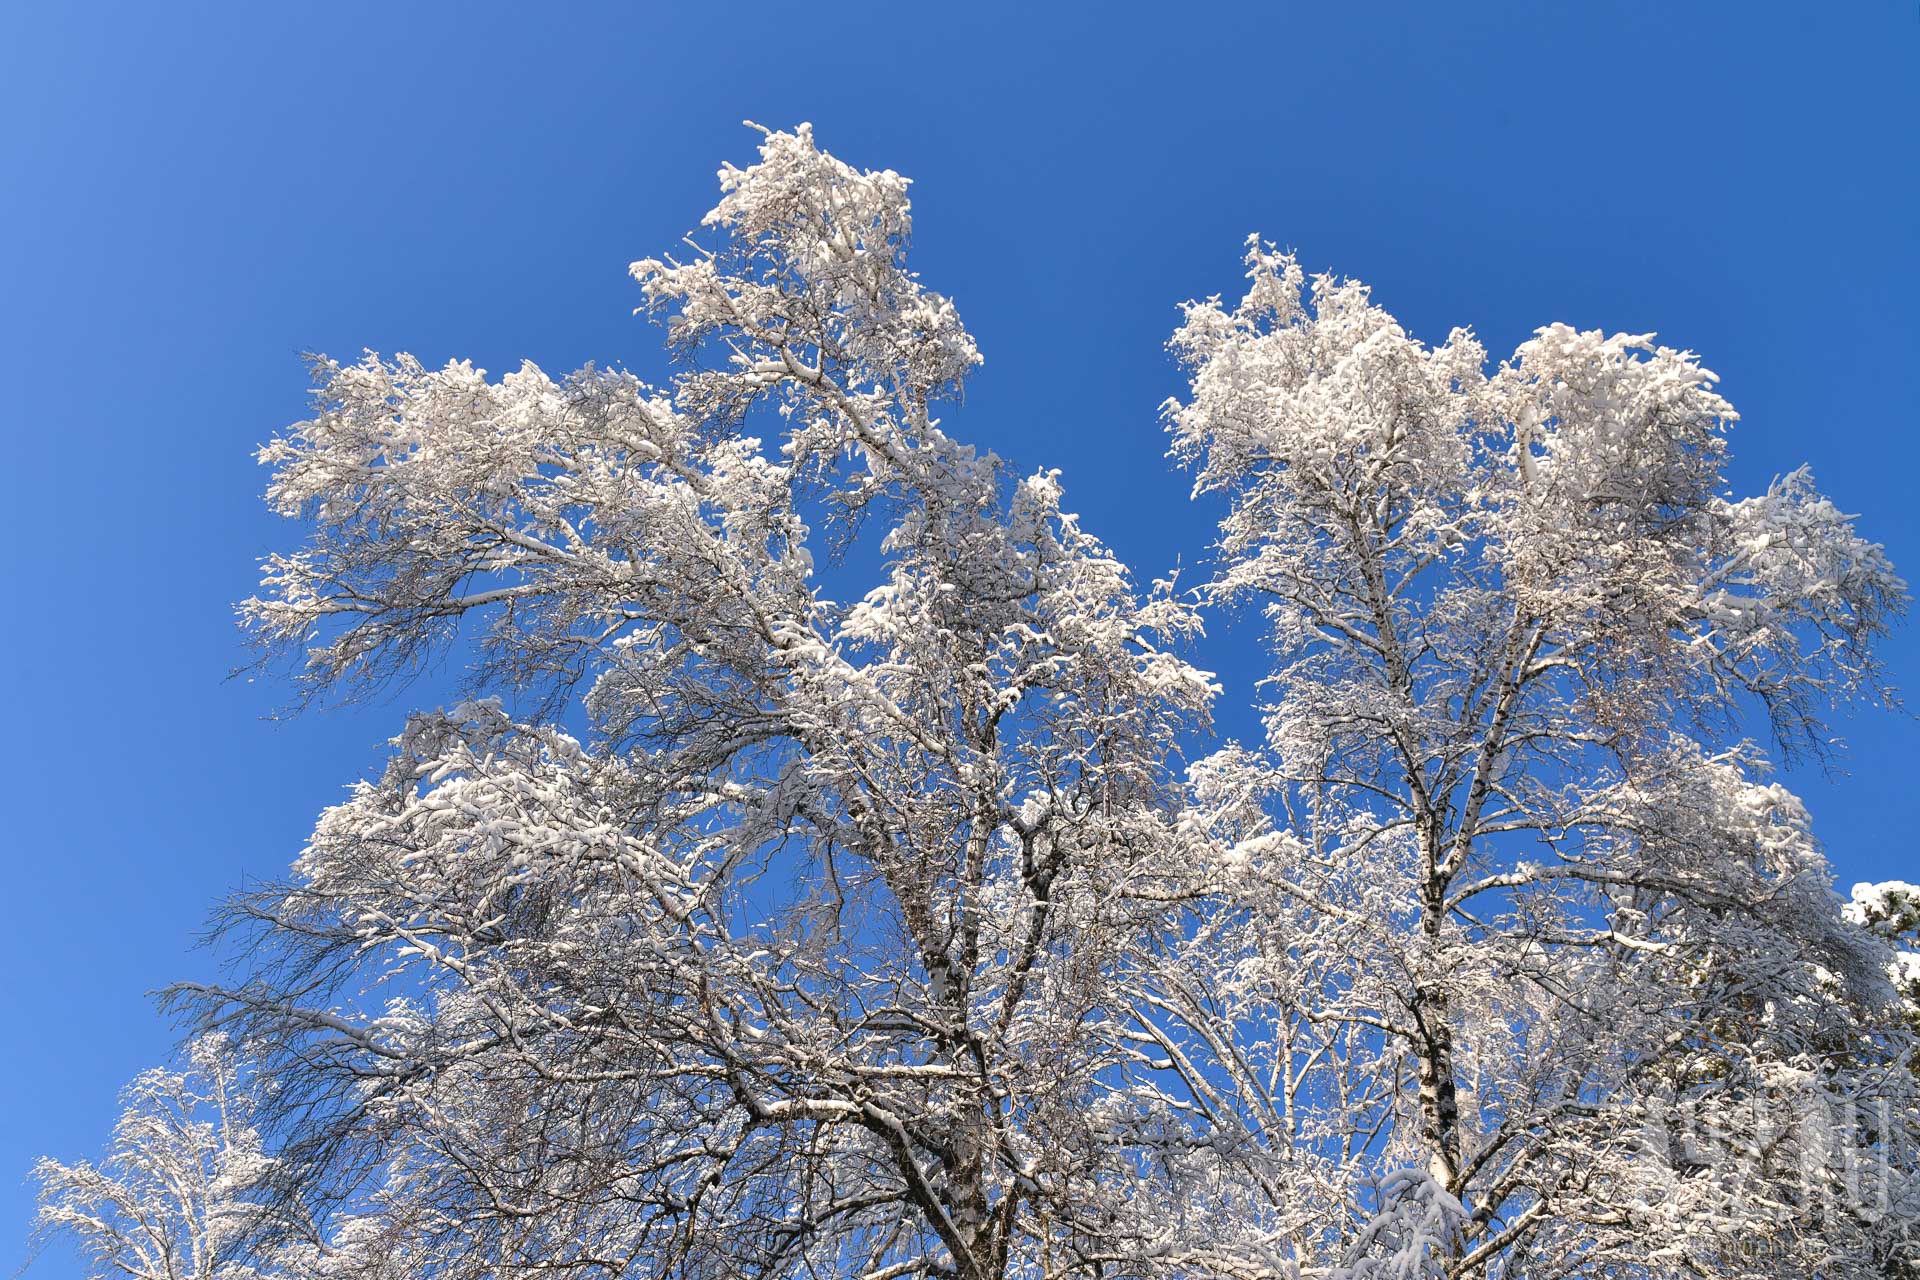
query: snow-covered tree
[
  {"left": 1850, "top": 881, "right": 1920, "bottom": 1039},
  {"left": 166, "top": 124, "right": 1217, "bottom": 1280},
  {"left": 1156, "top": 241, "right": 1919, "bottom": 1275},
  {"left": 33, "top": 1037, "right": 283, "bottom": 1280},
  {"left": 34, "top": 126, "right": 1918, "bottom": 1280}
]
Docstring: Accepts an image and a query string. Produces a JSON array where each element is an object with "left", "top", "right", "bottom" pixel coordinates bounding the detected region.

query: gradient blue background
[{"left": 5, "top": 3, "right": 1916, "bottom": 1270}]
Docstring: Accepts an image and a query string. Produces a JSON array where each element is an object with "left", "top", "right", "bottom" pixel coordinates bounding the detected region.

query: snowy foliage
[
  {"left": 1159, "top": 238, "right": 1917, "bottom": 1276},
  {"left": 33, "top": 1038, "right": 282, "bottom": 1280},
  {"left": 34, "top": 127, "right": 1919, "bottom": 1280}
]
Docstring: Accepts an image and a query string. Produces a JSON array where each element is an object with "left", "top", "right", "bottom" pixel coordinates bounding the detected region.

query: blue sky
[{"left": 4, "top": 2, "right": 1916, "bottom": 1269}]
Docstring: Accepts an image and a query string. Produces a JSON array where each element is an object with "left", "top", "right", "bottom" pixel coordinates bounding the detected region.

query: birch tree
[
  {"left": 33, "top": 1037, "right": 283, "bottom": 1280},
  {"left": 1157, "top": 242, "right": 1919, "bottom": 1276},
  {"left": 164, "top": 123, "right": 1215, "bottom": 1280}
]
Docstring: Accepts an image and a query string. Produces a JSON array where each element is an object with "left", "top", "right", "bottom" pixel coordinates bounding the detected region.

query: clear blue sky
[{"left": 4, "top": 3, "right": 1915, "bottom": 1270}]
